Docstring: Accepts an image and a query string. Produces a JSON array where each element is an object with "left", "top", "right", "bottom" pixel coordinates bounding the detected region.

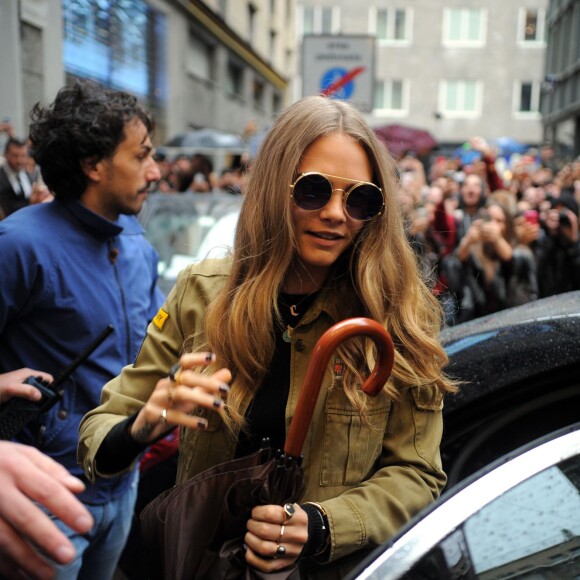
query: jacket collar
[
  {"left": 59, "top": 198, "right": 123, "bottom": 240},
  {"left": 297, "top": 286, "right": 344, "bottom": 328}
]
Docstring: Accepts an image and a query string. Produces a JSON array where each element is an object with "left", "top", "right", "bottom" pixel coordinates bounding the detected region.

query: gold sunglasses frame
[{"left": 289, "top": 171, "right": 384, "bottom": 221}]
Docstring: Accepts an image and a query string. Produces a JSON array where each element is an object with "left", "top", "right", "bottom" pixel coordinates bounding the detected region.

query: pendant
[
  {"left": 283, "top": 326, "right": 292, "bottom": 343},
  {"left": 290, "top": 304, "right": 298, "bottom": 316}
]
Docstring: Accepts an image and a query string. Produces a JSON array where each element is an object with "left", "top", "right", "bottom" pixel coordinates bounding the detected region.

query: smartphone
[{"left": 523, "top": 209, "right": 539, "bottom": 225}]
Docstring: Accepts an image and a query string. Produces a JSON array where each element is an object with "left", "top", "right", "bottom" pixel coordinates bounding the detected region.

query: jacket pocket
[
  {"left": 411, "top": 385, "right": 444, "bottom": 471},
  {"left": 320, "top": 387, "right": 391, "bottom": 486}
]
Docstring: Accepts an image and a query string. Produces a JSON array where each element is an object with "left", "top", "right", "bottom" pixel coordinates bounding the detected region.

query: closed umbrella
[{"left": 140, "top": 318, "right": 395, "bottom": 580}]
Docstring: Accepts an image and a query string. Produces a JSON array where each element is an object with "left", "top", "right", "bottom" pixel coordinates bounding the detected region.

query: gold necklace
[{"left": 280, "top": 291, "right": 319, "bottom": 343}]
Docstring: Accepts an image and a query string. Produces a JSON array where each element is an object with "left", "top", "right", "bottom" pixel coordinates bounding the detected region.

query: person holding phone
[
  {"left": 449, "top": 200, "right": 538, "bottom": 322},
  {"left": 535, "top": 191, "right": 580, "bottom": 297}
]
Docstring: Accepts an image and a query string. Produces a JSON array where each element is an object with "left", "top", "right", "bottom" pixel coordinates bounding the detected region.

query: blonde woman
[{"left": 79, "top": 95, "right": 456, "bottom": 578}]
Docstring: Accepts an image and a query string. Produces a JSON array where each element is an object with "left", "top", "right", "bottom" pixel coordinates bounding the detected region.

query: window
[
  {"left": 514, "top": 81, "right": 541, "bottom": 117},
  {"left": 298, "top": 5, "right": 340, "bottom": 35},
  {"left": 374, "top": 79, "right": 408, "bottom": 115},
  {"left": 371, "top": 8, "right": 411, "bottom": 44},
  {"left": 272, "top": 92, "right": 281, "bottom": 114},
  {"left": 248, "top": 3, "right": 257, "bottom": 43},
  {"left": 518, "top": 8, "right": 546, "bottom": 44},
  {"left": 443, "top": 8, "right": 486, "bottom": 46},
  {"left": 217, "top": 0, "right": 227, "bottom": 17},
  {"left": 62, "top": 0, "right": 161, "bottom": 99},
  {"left": 227, "top": 61, "right": 244, "bottom": 96},
  {"left": 270, "top": 30, "right": 277, "bottom": 61},
  {"left": 253, "top": 79, "right": 264, "bottom": 109},
  {"left": 439, "top": 80, "right": 481, "bottom": 117},
  {"left": 186, "top": 33, "right": 214, "bottom": 82}
]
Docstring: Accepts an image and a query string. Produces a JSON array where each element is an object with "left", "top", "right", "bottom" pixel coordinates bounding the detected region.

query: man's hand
[
  {"left": 0, "top": 442, "right": 93, "bottom": 579},
  {"left": 0, "top": 368, "right": 54, "bottom": 403}
]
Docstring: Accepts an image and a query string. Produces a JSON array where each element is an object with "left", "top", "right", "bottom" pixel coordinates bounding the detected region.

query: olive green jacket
[{"left": 78, "top": 258, "right": 446, "bottom": 575}]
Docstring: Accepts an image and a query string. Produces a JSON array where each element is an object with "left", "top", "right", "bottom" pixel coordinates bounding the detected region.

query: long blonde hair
[{"left": 203, "top": 96, "right": 456, "bottom": 428}]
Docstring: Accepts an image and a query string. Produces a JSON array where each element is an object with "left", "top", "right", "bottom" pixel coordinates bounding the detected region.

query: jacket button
[
  {"left": 57, "top": 409, "right": 68, "bottom": 420},
  {"left": 295, "top": 339, "right": 306, "bottom": 352}
]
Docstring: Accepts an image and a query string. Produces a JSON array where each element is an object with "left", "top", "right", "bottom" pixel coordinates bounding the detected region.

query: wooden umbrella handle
[{"left": 284, "top": 318, "right": 395, "bottom": 458}]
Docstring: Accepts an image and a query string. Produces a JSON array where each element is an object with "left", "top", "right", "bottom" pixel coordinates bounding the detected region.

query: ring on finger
[
  {"left": 283, "top": 503, "right": 295, "bottom": 523},
  {"left": 159, "top": 408, "right": 168, "bottom": 424},
  {"left": 273, "top": 544, "right": 285, "bottom": 559},
  {"left": 169, "top": 363, "right": 182, "bottom": 384}
]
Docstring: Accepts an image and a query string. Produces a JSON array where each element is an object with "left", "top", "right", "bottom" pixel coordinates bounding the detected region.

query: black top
[{"left": 234, "top": 291, "right": 320, "bottom": 457}]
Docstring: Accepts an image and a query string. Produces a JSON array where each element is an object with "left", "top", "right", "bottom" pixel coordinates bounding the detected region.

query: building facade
[
  {"left": 541, "top": 0, "right": 580, "bottom": 157},
  {"left": 296, "top": 0, "right": 549, "bottom": 151},
  {"left": 0, "top": 0, "right": 297, "bottom": 143}
]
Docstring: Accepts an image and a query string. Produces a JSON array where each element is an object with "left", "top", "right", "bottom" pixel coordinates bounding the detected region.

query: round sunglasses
[{"left": 290, "top": 172, "right": 384, "bottom": 221}]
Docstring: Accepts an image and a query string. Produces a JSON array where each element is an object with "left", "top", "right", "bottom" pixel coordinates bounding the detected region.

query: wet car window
[{"left": 401, "top": 454, "right": 580, "bottom": 578}]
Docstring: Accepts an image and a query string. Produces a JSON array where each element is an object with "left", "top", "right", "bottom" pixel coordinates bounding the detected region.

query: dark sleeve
[
  {"left": 95, "top": 413, "right": 149, "bottom": 474},
  {"left": 300, "top": 503, "right": 330, "bottom": 560}
]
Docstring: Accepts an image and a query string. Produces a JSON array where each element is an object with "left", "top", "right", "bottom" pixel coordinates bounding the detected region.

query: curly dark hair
[{"left": 28, "top": 80, "right": 155, "bottom": 200}]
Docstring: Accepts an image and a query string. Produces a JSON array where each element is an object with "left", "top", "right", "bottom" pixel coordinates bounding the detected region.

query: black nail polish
[
  {"left": 205, "top": 353, "right": 214, "bottom": 362},
  {"left": 213, "top": 397, "right": 223, "bottom": 408},
  {"left": 219, "top": 383, "right": 230, "bottom": 394}
]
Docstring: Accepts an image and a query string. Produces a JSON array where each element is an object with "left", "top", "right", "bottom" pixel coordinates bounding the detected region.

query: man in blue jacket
[{"left": 0, "top": 80, "right": 164, "bottom": 579}]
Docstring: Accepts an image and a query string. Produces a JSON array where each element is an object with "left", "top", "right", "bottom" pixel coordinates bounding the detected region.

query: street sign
[{"left": 302, "top": 35, "right": 375, "bottom": 112}]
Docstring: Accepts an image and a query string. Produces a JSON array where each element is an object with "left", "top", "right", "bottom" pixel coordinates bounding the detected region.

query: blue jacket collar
[{"left": 59, "top": 198, "right": 123, "bottom": 240}]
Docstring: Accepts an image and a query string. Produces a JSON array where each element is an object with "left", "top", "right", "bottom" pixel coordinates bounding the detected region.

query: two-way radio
[{"left": 0, "top": 324, "right": 114, "bottom": 440}]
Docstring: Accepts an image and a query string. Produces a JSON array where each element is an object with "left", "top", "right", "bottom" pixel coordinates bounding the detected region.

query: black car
[
  {"left": 348, "top": 292, "right": 580, "bottom": 579},
  {"left": 352, "top": 422, "right": 580, "bottom": 579},
  {"left": 440, "top": 291, "right": 580, "bottom": 486}
]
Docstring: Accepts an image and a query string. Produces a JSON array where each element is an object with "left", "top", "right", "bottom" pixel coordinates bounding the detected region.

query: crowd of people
[
  {"left": 138, "top": 130, "right": 580, "bottom": 326},
  {"left": 0, "top": 82, "right": 579, "bottom": 579},
  {"left": 2, "top": 113, "right": 580, "bottom": 330},
  {"left": 396, "top": 137, "right": 580, "bottom": 325}
]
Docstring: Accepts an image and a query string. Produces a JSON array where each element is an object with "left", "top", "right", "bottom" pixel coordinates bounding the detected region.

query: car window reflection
[{"left": 401, "top": 454, "right": 580, "bottom": 579}]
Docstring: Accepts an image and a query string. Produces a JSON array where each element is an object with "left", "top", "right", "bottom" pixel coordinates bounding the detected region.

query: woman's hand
[
  {"left": 479, "top": 219, "right": 502, "bottom": 244},
  {"left": 0, "top": 368, "right": 54, "bottom": 403},
  {"left": 244, "top": 503, "right": 308, "bottom": 572},
  {"left": 130, "top": 352, "right": 232, "bottom": 444}
]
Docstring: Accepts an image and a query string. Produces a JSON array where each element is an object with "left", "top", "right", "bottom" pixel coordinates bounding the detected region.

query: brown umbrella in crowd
[{"left": 140, "top": 317, "right": 395, "bottom": 580}]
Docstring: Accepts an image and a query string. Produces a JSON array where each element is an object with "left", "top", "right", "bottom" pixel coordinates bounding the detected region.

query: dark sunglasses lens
[
  {"left": 346, "top": 184, "right": 383, "bottom": 220},
  {"left": 293, "top": 174, "right": 332, "bottom": 210}
]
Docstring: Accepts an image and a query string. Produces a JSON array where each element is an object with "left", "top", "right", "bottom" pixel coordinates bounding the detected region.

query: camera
[{"left": 559, "top": 211, "right": 571, "bottom": 227}]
